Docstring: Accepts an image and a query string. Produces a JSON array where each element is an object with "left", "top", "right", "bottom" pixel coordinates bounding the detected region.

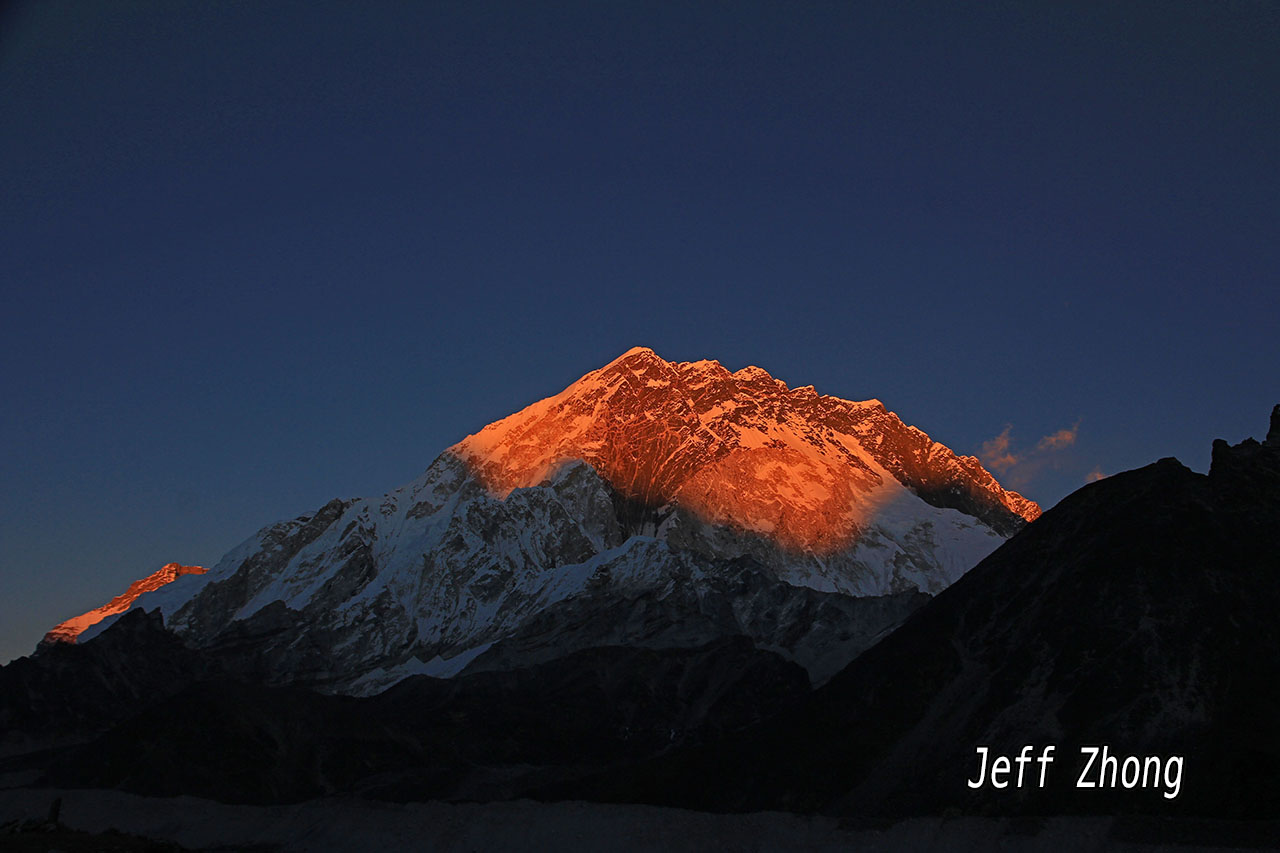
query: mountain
[
  {"left": 555, "top": 406, "right": 1280, "bottom": 821},
  {"left": 44, "top": 638, "right": 810, "bottom": 805},
  {"left": 0, "top": 608, "right": 225, "bottom": 758},
  {"left": 41, "top": 563, "right": 207, "bottom": 646},
  {"left": 3, "top": 604, "right": 812, "bottom": 802},
  {"left": 65, "top": 348, "right": 1036, "bottom": 694}
]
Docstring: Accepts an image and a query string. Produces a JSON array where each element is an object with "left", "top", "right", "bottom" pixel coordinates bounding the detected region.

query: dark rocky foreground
[
  {"left": 1, "top": 626, "right": 809, "bottom": 804},
  {"left": 3, "top": 788, "right": 1279, "bottom": 852},
  {"left": 548, "top": 408, "right": 1280, "bottom": 822}
]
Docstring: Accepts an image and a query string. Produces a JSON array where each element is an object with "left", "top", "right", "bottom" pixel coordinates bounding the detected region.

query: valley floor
[{"left": 1, "top": 788, "right": 1276, "bottom": 852}]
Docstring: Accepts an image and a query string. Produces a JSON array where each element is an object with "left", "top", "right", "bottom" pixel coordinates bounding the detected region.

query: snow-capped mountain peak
[
  {"left": 61, "top": 349, "right": 1039, "bottom": 694},
  {"left": 453, "top": 347, "right": 1037, "bottom": 552}
]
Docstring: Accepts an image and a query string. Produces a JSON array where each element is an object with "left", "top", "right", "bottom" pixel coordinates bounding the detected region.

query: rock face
[
  {"left": 70, "top": 348, "right": 1036, "bottom": 694},
  {"left": 461, "top": 559, "right": 930, "bottom": 685},
  {"left": 565, "top": 407, "right": 1280, "bottom": 820},
  {"left": 46, "top": 638, "right": 811, "bottom": 805},
  {"left": 1, "top": 609, "right": 224, "bottom": 757},
  {"left": 42, "top": 563, "right": 207, "bottom": 646}
]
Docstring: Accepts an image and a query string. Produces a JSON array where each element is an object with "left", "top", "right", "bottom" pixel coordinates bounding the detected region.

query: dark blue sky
[{"left": 2, "top": 1, "right": 1277, "bottom": 663}]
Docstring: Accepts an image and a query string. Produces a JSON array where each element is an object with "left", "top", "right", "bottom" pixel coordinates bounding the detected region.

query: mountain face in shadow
[
  {"left": 0, "top": 609, "right": 224, "bottom": 758},
  {"left": 35, "top": 637, "right": 808, "bottom": 805},
  {"left": 550, "top": 406, "right": 1280, "bottom": 820}
]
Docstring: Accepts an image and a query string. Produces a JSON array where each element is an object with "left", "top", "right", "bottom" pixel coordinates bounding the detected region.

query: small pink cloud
[
  {"left": 979, "top": 425, "right": 1020, "bottom": 474},
  {"left": 1036, "top": 421, "right": 1080, "bottom": 451},
  {"left": 1085, "top": 468, "right": 1106, "bottom": 483},
  {"left": 979, "top": 419, "right": 1083, "bottom": 489}
]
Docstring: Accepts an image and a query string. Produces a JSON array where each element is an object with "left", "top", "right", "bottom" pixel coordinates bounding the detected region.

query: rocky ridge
[
  {"left": 42, "top": 563, "right": 207, "bottom": 646},
  {"left": 555, "top": 405, "right": 1280, "bottom": 820}
]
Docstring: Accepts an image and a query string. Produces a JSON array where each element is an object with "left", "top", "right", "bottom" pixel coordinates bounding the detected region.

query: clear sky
[{"left": 2, "top": 1, "right": 1277, "bottom": 664}]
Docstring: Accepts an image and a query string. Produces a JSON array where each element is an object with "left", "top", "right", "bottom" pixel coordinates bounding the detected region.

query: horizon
[{"left": 3, "top": 1, "right": 1277, "bottom": 664}]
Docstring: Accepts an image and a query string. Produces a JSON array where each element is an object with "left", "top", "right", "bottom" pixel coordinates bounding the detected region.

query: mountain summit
[
  {"left": 61, "top": 349, "right": 1037, "bottom": 693},
  {"left": 456, "top": 346, "right": 1037, "bottom": 551}
]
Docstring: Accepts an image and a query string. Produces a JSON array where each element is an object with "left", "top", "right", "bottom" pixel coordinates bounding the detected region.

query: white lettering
[
  {"left": 1164, "top": 756, "right": 1183, "bottom": 799},
  {"left": 1037, "top": 745, "right": 1056, "bottom": 787},
  {"left": 991, "top": 755, "right": 1011, "bottom": 788},
  {"left": 968, "top": 746, "right": 990, "bottom": 789},
  {"left": 1077, "top": 746, "right": 1099, "bottom": 788}
]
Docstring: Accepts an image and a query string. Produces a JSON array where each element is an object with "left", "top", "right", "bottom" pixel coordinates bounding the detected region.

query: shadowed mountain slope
[{"left": 549, "top": 406, "right": 1280, "bottom": 820}]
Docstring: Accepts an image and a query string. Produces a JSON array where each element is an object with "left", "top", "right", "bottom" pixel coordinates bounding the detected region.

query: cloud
[
  {"left": 1036, "top": 422, "right": 1079, "bottom": 452},
  {"left": 979, "top": 425, "right": 1020, "bottom": 473},
  {"left": 978, "top": 420, "right": 1083, "bottom": 490},
  {"left": 1085, "top": 468, "right": 1106, "bottom": 483}
]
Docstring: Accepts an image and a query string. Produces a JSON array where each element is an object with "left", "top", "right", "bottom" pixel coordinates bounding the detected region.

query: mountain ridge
[{"left": 42, "top": 563, "right": 207, "bottom": 646}]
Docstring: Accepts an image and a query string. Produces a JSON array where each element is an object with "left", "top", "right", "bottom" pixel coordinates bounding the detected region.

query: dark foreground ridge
[
  {"left": 0, "top": 626, "right": 809, "bottom": 804},
  {"left": 547, "top": 405, "right": 1280, "bottom": 820}
]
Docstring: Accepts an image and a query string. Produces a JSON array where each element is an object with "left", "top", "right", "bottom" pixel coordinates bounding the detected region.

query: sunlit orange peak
[
  {"left": 43, "top": 563, "right": 208, "bottom": 645},
  {"left": 451, "top": 347, "right": 1039, "bottom": 554}
]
